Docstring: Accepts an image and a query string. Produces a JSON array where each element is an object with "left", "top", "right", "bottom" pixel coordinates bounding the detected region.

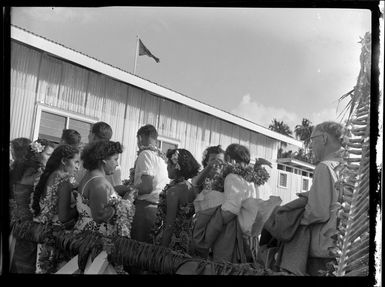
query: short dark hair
[
  {"left": 225, "top": 144, "right": 250, "bottom": 165},
  {"left": 81, "top": 140, "right": 123, "bottom": 171},
  {"left": 10, "top": 137, "right": 32, "bottom": 162},
  {"left": 137, "top": 124, "right": 158, "bottom": 139},
  {"left": 61, "top": 129, "right": 81, "bottom": 146},
  {"left": 314, "top": 121, "right": 345, "bottom": 145},
  {"left": 10, "top": 145, "right": 43, "bottom": 187},
  {"left": 91, "top": 122, "right": 112, "bottom": 140},
  {"left": 202, "top": 145, "right": 225, "bottom": 168},
  {"left": 166, "top": 148, "right": 200, "bottom": 180}
]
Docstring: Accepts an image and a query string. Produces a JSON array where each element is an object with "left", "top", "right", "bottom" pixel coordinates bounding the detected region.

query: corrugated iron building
[{"left": 10, "top": 25, "right": 313, "bottom": 204}]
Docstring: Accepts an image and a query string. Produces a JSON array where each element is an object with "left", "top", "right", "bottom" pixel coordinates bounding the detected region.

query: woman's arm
[
  {"left": 161, "top": 187, "right": 179, "bottom": 247},
  {"left": 88, "top": 182, "right": 115, "bottom": 224},
  {"left": 57, "top": 181, "right": 78, "bottom": 224}
]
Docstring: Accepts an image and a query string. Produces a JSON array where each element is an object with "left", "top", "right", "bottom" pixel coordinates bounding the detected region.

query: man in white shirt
[{"left": 131, "top": 124, "right": 169, "bottom": 244}]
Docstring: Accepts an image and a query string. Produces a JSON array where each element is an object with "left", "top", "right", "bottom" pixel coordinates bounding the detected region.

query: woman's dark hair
[
  {"left": 10, "top": 148, "right": 43, "bottom": 187},
  {"left": 166, "top": 148, "right": 200, "bottom": 180},
  {"left": 10, "top": 137, "right": 32, "bottom": 162},
  {"left": 81, "top": 140, "right": 123, "bottom": 171},
  {"left": 61, "top": 129, "right": 81, "bottom": 146},
  {"left": 137, "top": 124, "right": 158, "bottom": 139},
  {"left": 36, "top": 138, "right": 55, "bottom": 151},
  {"left": 32, "top": 144, "right": 79, "bottom": 216},
  {"left": 91, "top": 122, "right": 113, "bottom": 141},
  {"left": 202, "top": 145, "right": 225, "bottom": 168},
  {"left": 225, "top": 144, "right": 250, "bottom": 165}
]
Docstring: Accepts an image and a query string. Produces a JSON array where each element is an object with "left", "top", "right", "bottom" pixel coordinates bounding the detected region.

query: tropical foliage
[
  {"left": 331, "top": 32, "right": 372, "bottom": 276},
  {"left": 11, "top": 220, "right": 288, "bottom": 275},
  {"left": 268, "top": 119, "right": 293, "bottom": 137},
  {"left": 294, "top": 118, "right": 314, "bottom": 153}
]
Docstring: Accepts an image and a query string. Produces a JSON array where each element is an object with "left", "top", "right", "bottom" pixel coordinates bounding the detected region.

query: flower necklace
[
  {"left": 209, "top": 162, "right": 270, "bottom": 192},
  {"left": 108, "top": 193, "right": 135, "bottom": 238}
]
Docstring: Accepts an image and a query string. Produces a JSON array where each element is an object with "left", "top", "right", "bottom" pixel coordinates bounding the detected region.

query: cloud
[
  {"left": 309, "top": 106, "right": 347, "bottom": 126},
  {"left": 231, "top": 94, "right": 349, "bottom": 133},
  {"left": 231, "top": 94, "right": 301, "bottom": 131},
  {"left": 15, "top": 7, "right": 96, "bottom": 24}
]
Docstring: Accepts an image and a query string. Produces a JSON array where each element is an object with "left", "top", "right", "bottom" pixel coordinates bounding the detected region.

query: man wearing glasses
[{"left": 301, "top": 121, "right": 345, "bottom": 275}]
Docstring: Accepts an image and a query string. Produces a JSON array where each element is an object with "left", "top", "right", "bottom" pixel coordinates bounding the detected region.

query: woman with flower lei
[
  {"left": 192, "top": 145, "right": 226, "bottom": 214},
  {"left": 151, "top": 148, "right": 200, "bottom": 255},
  {"left": 9, "top": 138, "right": 55, "bottom": 273},
  {"left": 73, "top": 140, "right": 135, "bottom": 239},
  {"left": 192, "top": 143, "right": 281, "bottom": 263},
  {"left": 72, "top": 140, "right": 135, "bottom": 274},
  {"left": 31, "top": 144, "right": 80, "bottom": 274}
]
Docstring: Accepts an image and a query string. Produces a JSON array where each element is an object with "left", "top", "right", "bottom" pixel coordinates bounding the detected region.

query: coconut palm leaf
[{"left": 333, "top": 32, "right": 371, "bottom": 277}]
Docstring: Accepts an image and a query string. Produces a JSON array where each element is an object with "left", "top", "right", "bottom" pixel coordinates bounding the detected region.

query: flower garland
[
  {"left": 209, "top": 161, "right": 270, "bottom": 192},
  {"left": 30, "top": 141, "right": 45, "bottom": 154},
  {"left": 108, "top": 193, "right": 136, "bottom": 238}
]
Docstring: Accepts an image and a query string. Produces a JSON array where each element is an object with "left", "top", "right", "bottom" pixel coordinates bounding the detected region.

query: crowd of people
[{"left": 8, "top": 120, "right": 345, "bottom": 276}]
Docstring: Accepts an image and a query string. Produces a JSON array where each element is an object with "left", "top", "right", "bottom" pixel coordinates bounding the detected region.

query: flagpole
[{"left": 133, "top": 35, "right": 139, "bottom": 75}]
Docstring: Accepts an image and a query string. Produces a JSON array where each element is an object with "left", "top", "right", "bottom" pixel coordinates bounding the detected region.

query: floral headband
[
  {"left": 170, "top": 150, "right": 181, "bottom": 170},
  {"left": 30, "top": 141, "right": 45, "bottom": 154}
]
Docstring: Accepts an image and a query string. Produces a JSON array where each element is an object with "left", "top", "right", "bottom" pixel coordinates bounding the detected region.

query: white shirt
[
  {"left": 134, "top": 150, "right": 169, "bottom": 204},
  {"left": 221, "top": 173, "right": 259, "bottom": 234}
]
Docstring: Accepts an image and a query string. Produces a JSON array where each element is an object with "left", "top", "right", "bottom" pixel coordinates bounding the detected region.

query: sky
[{"left": 10, "top": 7, "right": 372, "bottom": 134}]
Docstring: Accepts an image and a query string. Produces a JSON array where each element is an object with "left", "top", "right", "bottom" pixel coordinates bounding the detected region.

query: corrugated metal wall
[{"left": 10, "top": 40, "right": 280, "bottom": 182}]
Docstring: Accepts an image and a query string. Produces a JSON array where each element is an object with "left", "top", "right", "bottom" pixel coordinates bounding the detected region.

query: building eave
[
  {"left": 11, "top": 25, "right": 303, "bottom": 148},
  {"left": 277, "top": 158, "right": 315, "bottom": 171}
]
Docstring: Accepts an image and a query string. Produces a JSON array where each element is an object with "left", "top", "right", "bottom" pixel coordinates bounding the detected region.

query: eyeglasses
[{"left": 309, "top": 134, "right": 324, "bottom": 143}]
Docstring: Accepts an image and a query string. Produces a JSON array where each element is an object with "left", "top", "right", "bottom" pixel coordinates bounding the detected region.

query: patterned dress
[
  {"left": 33, "top": 173, "right": 76, "bottom": 274},
  {"left": 152, "top": 180, "right": 195, "bottom": 255},
  {"left": 74, "top": 175, "right": 135, "bottom": 238}
]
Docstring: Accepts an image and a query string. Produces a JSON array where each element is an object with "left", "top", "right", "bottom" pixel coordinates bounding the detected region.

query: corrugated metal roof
[{"left": 10, "top": 24, "right": 304, "bottom": 147}]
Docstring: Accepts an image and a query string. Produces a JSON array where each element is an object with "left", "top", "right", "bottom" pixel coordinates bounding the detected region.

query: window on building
[
  {"left": 309, "top": 173, "right": 314, "bottom": 178},
  {"left": 35, "top": 105, "right": 96, "bottom": 145},
  {"left": 302, "top": 178, "right": 310, "bottom": 191},
  {"left": 278, "top": 172, "right": 288, "bottom": 188},
  {"left": 302, "top": 171, "right": 308, "bottom": 177},
  {"left": 277, "top": 164, "right": 284, "bottom": 170},
  {"left": 156, "top": 136, "right": 179, "bottom": 154},
  {"left": 285, "top": 166, "right": 293, "bottom": 173}
]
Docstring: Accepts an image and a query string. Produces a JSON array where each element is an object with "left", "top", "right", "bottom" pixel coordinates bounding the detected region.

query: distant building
[{"left": 10, "top": 25, "right": 314, "bottom": 204}]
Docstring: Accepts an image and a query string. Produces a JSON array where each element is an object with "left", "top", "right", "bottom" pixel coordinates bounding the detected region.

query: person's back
[{"left": 223, "top": 173, "right": 259, "bottom": 234}]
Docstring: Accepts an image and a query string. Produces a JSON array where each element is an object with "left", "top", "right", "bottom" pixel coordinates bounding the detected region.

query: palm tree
[
  {"left": 268, "top": 119, "right": 293, "bottom": 137},
  {"left": 333, "top": 32, "right": 371, "bottom": 277},
  {"left": 294, "top": 118, "right": 313, "bottom": 153}
]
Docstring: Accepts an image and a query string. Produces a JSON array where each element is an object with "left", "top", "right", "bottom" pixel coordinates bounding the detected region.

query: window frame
[
  {"left": 302, "top": 177, "right": 310, "bottom": 191},
  {"left": 156, "top": 136, "right": 180, "bottom": 154},
  {"left": 33, "top": 104, "right": 98, "bottom": 142},
  {"left": 277, "top": 171, "right": 289, "bottom": 189}
]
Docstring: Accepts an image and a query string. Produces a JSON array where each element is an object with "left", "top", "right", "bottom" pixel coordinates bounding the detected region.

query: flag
[{"left": 138, "top": 39, "right": 160, "bottom": 63}]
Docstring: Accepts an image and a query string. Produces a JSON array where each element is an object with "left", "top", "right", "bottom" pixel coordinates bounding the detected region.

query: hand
[{"left": 208, "top": 158, "right": 224, "bottom": 170}]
